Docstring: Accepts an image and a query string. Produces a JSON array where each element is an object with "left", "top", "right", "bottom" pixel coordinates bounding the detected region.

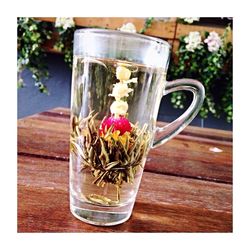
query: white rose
[
  {"left": 109, "top": 83, "right": 133, "bottom": 100},
  {"left": 204, "top": 31, "right": 222, "bottom": 52},
  {"left": 55, "top": 17, "right": 75, "bottom": 30},
  {"left": 184, "top": 31, "right": 202, "bottom": 52},
  {"left": 110, "top": 100, "right": 128, "bottom": 116},
  {"left": 118, "top": 22, "right": 137, "bottom": 33}
]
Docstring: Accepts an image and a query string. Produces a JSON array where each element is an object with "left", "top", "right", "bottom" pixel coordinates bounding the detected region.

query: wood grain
[
  {"left": 40, "top": 108, "right": 233, "bottom": 142},
  {"left": 18, "top": 108, "right": 232, "bottom": 183},
  {"left": 18, "top": 155, "right": 232, "bottom": 232},
  {"left": 17, "top": 107, "right": 232, "bottom": 232}
]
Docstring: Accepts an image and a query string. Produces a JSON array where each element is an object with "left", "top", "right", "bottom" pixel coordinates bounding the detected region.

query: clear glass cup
[{"left": 69, "top": 29, "right": 205, "bottom": 226}]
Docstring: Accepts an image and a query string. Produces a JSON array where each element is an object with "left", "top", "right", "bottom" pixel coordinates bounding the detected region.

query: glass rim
[{"left": 75, "top": 28, "right": 171, "bottom": 50}]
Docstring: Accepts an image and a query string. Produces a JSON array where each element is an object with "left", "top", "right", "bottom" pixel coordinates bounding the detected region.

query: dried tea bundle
[{"left": 70, "top": 111, "right": 150, "bottom": 204}]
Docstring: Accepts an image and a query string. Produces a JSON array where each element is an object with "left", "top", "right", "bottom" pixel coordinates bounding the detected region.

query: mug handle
[{"left": 152, "top": 78, "right": 205, "bottom": 148}]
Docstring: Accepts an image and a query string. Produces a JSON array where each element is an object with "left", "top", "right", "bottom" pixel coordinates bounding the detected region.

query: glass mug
[{"left": 70, "top": 29, "right": 205, "bottom": 226}]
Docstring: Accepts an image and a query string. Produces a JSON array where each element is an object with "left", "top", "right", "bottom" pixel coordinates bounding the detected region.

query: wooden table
[{"left": 18, "top": 107, "right": 232, "bottom": 232}]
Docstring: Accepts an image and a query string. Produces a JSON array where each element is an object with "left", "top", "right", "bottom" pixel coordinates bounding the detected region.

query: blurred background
[{"left": 17, "top": 17, "right": 232, "bottom": 130}]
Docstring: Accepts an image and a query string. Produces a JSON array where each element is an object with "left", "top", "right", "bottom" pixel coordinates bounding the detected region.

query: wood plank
[
  {"left": 18, "top": 155, "right": 232, "bottom": 232},
  {"left": 75, "top": 17, "right": 146, "bottom": 31},
  {"left": 33, "top": 107, "right": 233, "bottom": 142},
  {"left": 172, "top": 39, "right": 180, "bottom": 55},
  {"left": 47, "top": 108, "right": 233, "bottom": 141},
  {"left": 35, "top": 17, "right": 176, "bottom": 40},
  {"left": 35, "top": 18, "right": 232, "bottom": 56},
  {"left": 17, "top": 119, "right": 232, "bottom": 181},
  {"left": 35, "top": 17, "right": 145, "bottom": 30},
  {"left": 145, "top": 20, "right": 176, "bottom": 39},
  {"left": 18, "top": 108, "right": 232, "bottom": 183},
  {"left": 35, "top": 17, "right": 232, "bottom": 42}
]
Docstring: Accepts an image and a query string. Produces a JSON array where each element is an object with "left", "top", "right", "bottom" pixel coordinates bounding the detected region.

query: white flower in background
[
  {"left": 17, "top": 58, "right": 29, "bottom": 71},
  {"left": 118, "top": 22, "right": 137, "bottom": 33},
  {"left": 22, "top": 17, "right": 30, "bottom": 23},
  {"left": 182, "top": 17, "right": 200, "bottom": 24},
  {"left": 55, "top": 17, "right": 75, "bottom": 30},
  {"left": 204, "top": 31, "right": 222, "bottom": 52},
  {"left": 110, "top": 100, "right": 128, "bottom": 117},
  {"left": 109, "top": 83, "right": 133, "bottom": 100},
  {"left": 184, "top": 31, "right": 202, "bottom": 52}
]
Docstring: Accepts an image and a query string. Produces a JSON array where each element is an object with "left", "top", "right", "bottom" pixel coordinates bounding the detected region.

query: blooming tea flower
[
  {"left": 184, "top": 31, "right": 202, "bottom": 52},
  {"left": 204, "top": 31, "right": 222, "bottom": 52},
  {"left": 118, "top": 23, "right": 137, "bottom": 33},
  {"left": 55, "top": 17, "right": 75, "bottom": 30}
]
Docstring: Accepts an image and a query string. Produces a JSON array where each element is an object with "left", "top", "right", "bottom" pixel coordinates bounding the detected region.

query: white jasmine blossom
[
  {"left": 109, "top": 83, "right": 133, "bottom": 100},
  {"left": 55, "top": 17, "right": 75, "bottom": 30},
  {"left": 118, "top": 23, "right": 137, "bottom": 33},
  {"left": 110, "top": 100, "right": 128, "bottom": 117},
  {"left": 204, "top": 31, "right": 222, "bottom": 52},
  {"left": 182, "top": 17, "right": 200, "bottom": 24},
  {"left": 116, "top": 66, "right": 132, "bottom": 81},
  {"left": 110, "top": 66, "right": 136, "bottom": 117},
  {"left": 184, "top": 31, "right": 202, "bottom": 52}
]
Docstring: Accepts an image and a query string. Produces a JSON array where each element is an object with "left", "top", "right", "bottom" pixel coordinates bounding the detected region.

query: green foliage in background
[
  {"left": 17, "top": 18, "right": 52, "bottom": 93},
  {"left": 53, "top": 20, "right": 75, "bottom": 68},
  {"left": 168, "top": 28, "right": 232, "bottom": 122},
  {"left": 139, "top": 17, "right": 154, "bottom": 34}
]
